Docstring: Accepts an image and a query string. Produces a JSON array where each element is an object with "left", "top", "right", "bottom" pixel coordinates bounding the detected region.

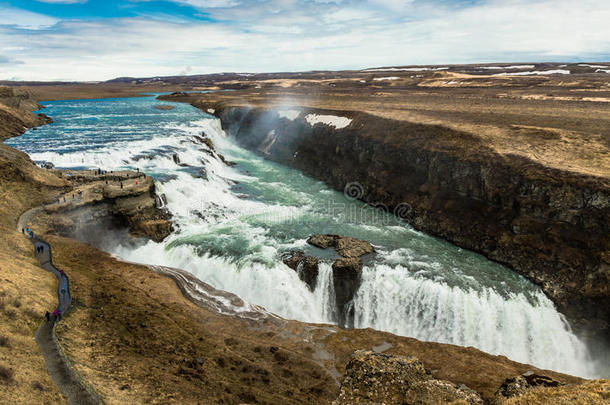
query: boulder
[
  {"left": 307, "top": 234, "right": 374, "bottom": 258},
  {"left": 493, "top": 372, "right": 565, "bottom": 402},
  {"left": 172, "top": 153, "right": 190, "bottom": 167},
  {"left": 282, "top": 251, "right": 319, "bottom": 291},
  {"left": 334, "top": 350, "right": 483, "bottom": 404}
]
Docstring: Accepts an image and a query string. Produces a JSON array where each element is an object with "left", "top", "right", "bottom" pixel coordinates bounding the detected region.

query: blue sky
[{"left": 1, "top": 0, "right": 609, "bottom": 81}]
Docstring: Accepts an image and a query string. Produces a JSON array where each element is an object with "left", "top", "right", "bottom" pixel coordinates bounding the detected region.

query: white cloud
[
  {"left": 0, "top": 0, "right": 609, "bottom": 81},
  {"left": 0, "top": 5, "right": 59, "bottom": 29}
]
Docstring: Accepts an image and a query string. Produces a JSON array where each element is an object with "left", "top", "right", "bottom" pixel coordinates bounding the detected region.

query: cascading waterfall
[
  {"left": 6, "top": 94, "right": 601, "bottom": 378},
  {"left": 351, "top": 265, "right": 591, "bottom": 376}
]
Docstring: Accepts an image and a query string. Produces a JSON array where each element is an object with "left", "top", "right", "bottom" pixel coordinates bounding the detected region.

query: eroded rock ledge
[
  {"left": 191, "top": 103, "right": 609, "bottom": 335},
  {"left": 33, "top": 169, "right": 172, "bottom": 243}
]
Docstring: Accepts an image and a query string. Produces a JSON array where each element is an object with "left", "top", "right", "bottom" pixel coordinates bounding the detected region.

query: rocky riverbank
[{"left": 177, "top": 101, "right": 609, "bottom": 337}]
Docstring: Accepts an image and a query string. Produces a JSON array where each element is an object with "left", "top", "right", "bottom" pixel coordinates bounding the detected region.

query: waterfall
[{"left": 352, "top": 264, "right": 594, "bottom": 377}]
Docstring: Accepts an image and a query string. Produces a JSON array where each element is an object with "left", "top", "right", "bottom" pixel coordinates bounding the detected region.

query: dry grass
[
  {"left": 0, "top": 121, "right": 68, "bottom": 403},
  {"left": 503, "top": 379, "right": 610, "bottom": 404},
  {"left": 14, "top": 83, "right": 186, "bottom": 102},
  {"left": 0, "top": 238, "right": 67, "bottom": 404}
]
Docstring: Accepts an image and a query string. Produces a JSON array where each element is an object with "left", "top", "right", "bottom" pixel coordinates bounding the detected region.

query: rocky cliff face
[
  {"left": 207, "top": 105, "right": 609, "bottom": 334},
  {"left": 0, "top": 86, "right": 51, "bottom": 141}
]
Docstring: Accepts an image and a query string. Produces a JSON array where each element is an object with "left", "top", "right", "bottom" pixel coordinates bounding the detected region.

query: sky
[{"left": 1, "top": 0, "right": 609, "bottom": 81}]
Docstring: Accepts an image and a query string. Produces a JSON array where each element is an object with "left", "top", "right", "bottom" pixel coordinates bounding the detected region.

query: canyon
[
  {"left": 1, "top": 66, "right": 609, "bottom": 404},
  {"left": 159, "top": 69, "right": 610, "bottom": 340}
]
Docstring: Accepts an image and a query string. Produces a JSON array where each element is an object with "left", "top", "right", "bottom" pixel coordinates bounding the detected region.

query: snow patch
[
  {"left": 493, "top": 69, "right": 571, "bottom": 76},
  {"left": 305, "top": 114, "right": 352, "bottom": 129},
  {"left": 373, "top": 76, "right": 399, "bottom": 81},
  {"left": 479, "top": 65, "right": 535, "bottom": 70},
  {"left": 278, "top": 109, "right": 300, "bottom": 120},
  {"left": 595, "top": 69, "right": 610, "bottom": 74},
  {"left": 363, "top": 67, "right": 448, "bottom": 72},
  {"left": 578, "top": 64, "right": 608, "bottom": 68}
]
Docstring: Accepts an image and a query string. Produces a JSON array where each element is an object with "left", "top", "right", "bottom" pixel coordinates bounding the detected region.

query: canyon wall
[{"left": 203, "top": 105, "right": 609, "bottom": 334}]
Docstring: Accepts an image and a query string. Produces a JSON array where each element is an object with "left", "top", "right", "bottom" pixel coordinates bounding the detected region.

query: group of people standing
[
  {"left": 45, "top": 309, "right": 61, "bottom": 322},
  {"left": 22, "top": 227, "right": 34, "bottom": 238}
]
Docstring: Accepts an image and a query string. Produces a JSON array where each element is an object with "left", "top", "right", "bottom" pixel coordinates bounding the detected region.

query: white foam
[
  {"left": 207, "top": 108, "right": 215, "bottom": 114},
  {"left": 304, "top": 114, "right": 352, "bottom": 129}
]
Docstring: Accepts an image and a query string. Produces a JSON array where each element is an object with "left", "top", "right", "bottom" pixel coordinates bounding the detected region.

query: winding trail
[{"left": 18, "top": 208, "right": 101, "bottom": 405}]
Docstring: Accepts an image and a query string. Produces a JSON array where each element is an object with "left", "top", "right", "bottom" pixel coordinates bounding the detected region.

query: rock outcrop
[
  {"left": 334, "top": 350, "right": 483, "bottom": 404},
  {"left": 281, "top": 235, "right": 374, "bottom": 326},
  {"left": 305, "top": 234, "right": 374, "bottom": 327},
  {"left": 205, "top": 105, "right": 610, "bottom": 335},
  {"left": 493, "top": 372, "right": 565, "bottom": 403},
  {"left": 281, "top": 250, "right": 319, "bottom": 291},
  {"left": 331, "top": 257, "right": 362, "bottom": 327},
  {"left": 307, "top": 234, "right": 374, "bottom": 258},
  {"left": 41, "top": 170, "right": 173, "bottom": 243}
]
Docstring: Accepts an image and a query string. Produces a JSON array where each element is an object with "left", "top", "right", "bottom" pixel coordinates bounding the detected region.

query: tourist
[
  {"left": 21, "top": 228, "right": 24, "bottom": 234},
  {"left": 53, "top": 308, "right": 60, "bottom": 321},
  {"left": 45, "top": 311, "right": 50, "bottom": 322}
]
